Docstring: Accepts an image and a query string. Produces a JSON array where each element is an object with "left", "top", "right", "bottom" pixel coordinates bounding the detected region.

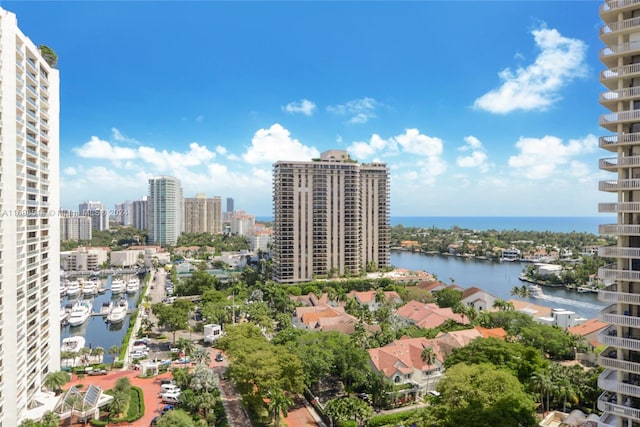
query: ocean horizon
[{"left": 256, "top": 216, "right": 614, "bottom": 234}]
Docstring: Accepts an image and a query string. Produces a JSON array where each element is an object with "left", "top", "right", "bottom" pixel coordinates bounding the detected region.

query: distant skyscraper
[
  {"left": 78, "top": 200, "right": 109, "bottom": 231},
  {"left": 226, "top": 197, "right": 234, "bottom": 214},
  {"left": 0, "top": 8, "right": 61, "bottom": 424},
  {"left": 597, "top": 2, "right": 640, "bottom": 426},
  {"left": 184, "top": 193, "right": 222, "bottom": 234},
  {"left": 115, "top": 200, "right": 133, "bottom": 226},
  {"left": 132, "top": 197, "right": 148, "bottom": 232},
  {"left": 148, "top": 177, "right": 184, "bottom": 245},
  {"left": 272, "top": 149, "right": 390, "bottom": 283}
]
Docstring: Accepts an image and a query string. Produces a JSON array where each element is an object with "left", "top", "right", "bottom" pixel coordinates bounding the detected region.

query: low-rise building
[
  {"left": 61, "top": 247, "right": 109, "bottom": 271},
  {"left": 394, "top": 301, "right": 469, "bottom": 329},
  {"left": 347, "top": 290, "right": 402, "bottom": 312},
  {"left": 460, "top": 286, "right": 498, "bottom": 312},
  {"left": 110, "top": 250, "right": 141, "bottom": 268}
]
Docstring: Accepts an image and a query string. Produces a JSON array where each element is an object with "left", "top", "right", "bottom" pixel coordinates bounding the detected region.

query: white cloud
[
  {"left": 456, "top": 135, "right": 490, "bottom": 172},
  {"left": 73, "top": 136, "right": 137, "bottom": 160},
  {"left": 282, "top": 99, "right": 316, "bottom": 116},
  {"left": 327, "top": 97, "right": 381, "bottom": 124},
  {"left": 394, "top": 129, "right": 443, "bottom": 157},
  {"left": 508, "top": 134, "right": 597, "bottom": 179},
  {"left": 474, "top": 26, "right": 588, "bottom": 114},
  {"left": 242, "top": 123, "right": 320, "bottom": 165},
  {"left": 138, "top": 142, "right": 216, "bottom": 171},
  {"left": 64, "top": 166, "right": 77, "bottom": 176},
  {"left": 111, "top": 128, "right": 140, "bottom": 145}
]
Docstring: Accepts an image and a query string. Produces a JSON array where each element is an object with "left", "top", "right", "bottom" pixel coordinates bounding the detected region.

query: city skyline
[{"left": 6, "top": 1, "right": 608, "bottom": 216}]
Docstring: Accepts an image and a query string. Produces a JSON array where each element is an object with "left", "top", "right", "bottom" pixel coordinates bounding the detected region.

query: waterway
[
  {"left": 60, "top": 275, "right": 141, "bottom": 364},
  {"left": 390, "top": 251, "right": 607, "bottom": 320}
]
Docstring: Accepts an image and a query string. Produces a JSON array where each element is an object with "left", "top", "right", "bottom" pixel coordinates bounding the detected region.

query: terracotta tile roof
[
  {"left": 295, "top": 305, "right": 346, "bottom": 328},
  {"left": 568, "top": 318, "right": 608, "bottom": 337},
  {"left": 473, "top": 326, "right": 508, "bottom": 340},
  {"left": 347, "top": 290, "right": 402, "bottom": 304},
  {"left": 368, "top": 337, "right": 443, "bottom": 378},
  {"left": 395, "top": 301, "right": 469, "bottom": 329},
  {"left": 509, "top": 299, "right": 553, "bottom": 317},
  {"left": 416, "top": 281, "right": 446, "bottom": 292}
]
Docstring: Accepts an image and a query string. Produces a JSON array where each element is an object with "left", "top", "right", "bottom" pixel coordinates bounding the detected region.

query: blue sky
[{"left": 7, "top": 1, "right": 611, "bottom": 216}]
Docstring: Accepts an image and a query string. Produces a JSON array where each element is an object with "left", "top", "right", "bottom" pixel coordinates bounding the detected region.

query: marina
[{"left": 60, "top": 274, "right": 143, "bottom": 364}]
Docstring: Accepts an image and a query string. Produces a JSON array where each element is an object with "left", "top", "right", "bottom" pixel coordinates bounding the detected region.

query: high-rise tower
[
  {"left": 0, "top": 8, "right": 60, "bottom": 424},
  {"left": 148, "top": 176, "right": 184, "bottom": 245},
  {"left": 272, "top": 150, "right": 390, "bottom": 284},
  {"left": 598, "top": 1, "right": 640, "bottom": 425}
]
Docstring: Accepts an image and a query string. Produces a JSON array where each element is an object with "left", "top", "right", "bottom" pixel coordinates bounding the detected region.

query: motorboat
[
  {"left": 107, "top": 299, "right": 128, "bottom": 324},
  {"left": 67, "top": 300, "right": 92, "bottom": 327},
  {"left": 100, "top": 301, "right": 113, "bottom": 317},
  {"left": 60, "top": 284, "right": 67, "bottom": 298},
  {"left": 82, "top": 280, "right": 99, "bottom": 296},
  {"left": 60, "top": 306, "right": 69, "bottom": 325},
  {"left": 110, "top": 278, "right": 125, "bottom": 294},
  {"left": 126, "top": 278, "right": 139, "bottom": 294},
  {"left": 65, "top": 280, "right": 81, "bottom": 297},
  {"left": 61, "top": 335, "right": 86, "bottom": 352}
]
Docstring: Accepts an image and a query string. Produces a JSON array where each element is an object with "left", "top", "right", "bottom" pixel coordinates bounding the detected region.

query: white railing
[
  {"left": 599, "top": 246, "right": 640, "bottom": 257},
  {"left": 599, "top": 224, "right": 640, "bottom": 234},
  {"left": 601, "top": 400, "right": 640, "bottom": 421},
  {"left": 599, "top": 355, "right": 640, "bottom": 374},
  {"left": 600, "top": 155, "right": 640, "bottom": 169},
  {"left": 600, "top": 109, "right": 640, "bottom": 125},
  {"left": 598, "top": 284, "right": 640, "bottom": 304},
  {"left": 599, "top": 202, "right": 640, "bottom": 213},
  {"left": 600, "top": 86, "right": 640, "bottom": 103},
  {"left": 600, "top": 329, "right": 640, "bottom": 352},
  {"left": 601, "top": 63, "right": 640, "bottom": 80},
  {"left": 599, "top": 179, "right": 640, "bottom": 191},
  {"left": 600, "top": 306, "right": 640, "bottom": 328},
  {"left": 600, "top": 133, "right": 640, "bottom": 148},
  {"left": 601, "top": 41, "right": 640, "bottom": 58},
  {"left": 600, "top": 0, "right": 640, "bottom": 13},
  {"left": 601, "top": 16, "right": 640, "bottom": 35}
]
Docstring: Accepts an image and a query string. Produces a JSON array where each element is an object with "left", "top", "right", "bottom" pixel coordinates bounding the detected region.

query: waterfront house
[{"left": 347, "top": 290, "right": 403, "bottom": 312}]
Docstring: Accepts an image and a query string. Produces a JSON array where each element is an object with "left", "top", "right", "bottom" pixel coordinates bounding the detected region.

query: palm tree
[
  {"left": 108, "top": 345, "right": 121, "bottom": 366},
  {"left": 91, "top": 347, "right": 105, "bottom": 364},
  {"left": 420, "top": 347, "right": 436, "bottom": 367},
  {"left": 176, "top": 337, "right": 195, "bottom": 356},
  {"left": 40, "top": 411, "right": 61, "bottom": 427},
  {"left": 108, "top": 388, "right": 129, "bottom": 420},
  {"left": 268, "top": 388, "right": 294, "bottom": 427},
  {"left": 44, "top": 371, "right": 70, "bottom": 395},
  {"left": 530, "top": 370, "right": 552, "bottom": 412}
]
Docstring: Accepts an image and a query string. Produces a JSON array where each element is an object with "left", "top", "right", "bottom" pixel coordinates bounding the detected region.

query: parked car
[
  {"left": 160, "top": 384, "right": 181, "bottom": 393},
  {"left": 160, "top": 393, "right": 180, "bottom": 404},
  {"left": 215, "top": 352, "right": 224, "bottom": 362},
  {"left": 150, "top": 416, "right": 160, "bottom": 426},
  {"left": 161, "top": 404, "right": 175, "bottom": 414},
  {"left": 87, "top": 369, "right": 108, "bottom": 376},
  {"left": 160, "top": 379, "right": 175, "bottom": 385},
  {"left": 130, "top": 350, "right": 148, "bottom": 359}
]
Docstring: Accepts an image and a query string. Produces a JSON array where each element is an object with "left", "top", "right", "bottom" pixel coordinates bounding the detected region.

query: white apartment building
[
  {"left": 249, "top": 228, "right": 272, "bottom": 252},
  {"left": 78, "top": 200, "right": 109, "bottom": 231},
  {"left": 230, "top": 210, "right": 255, "bottom": 236},
  {"left": 110, "top": 250, "right": 140, "bottom": 268},
  {"left": 60, "top": 247, "right": 108, "bottom": 271},
  {"left": 184, "top": 193, "right": 222, "bottom": 234},
  {"left": 0, "top": 8, "right": 61, "bottom": 424},
  {"left": 114, "top": 200, "right": 133, "bottom": 226},
  {"left": 272, "top": 149, "right": 390, "bottom": 283},
  {"left": 60, "top": 214, "right": 92, "bottom": 241},
  {"left": 148, "top": 176, "right": 184, "bottom": 246},
  {"left": 598, "top": 2, "right": 640, "bottom": 426}
]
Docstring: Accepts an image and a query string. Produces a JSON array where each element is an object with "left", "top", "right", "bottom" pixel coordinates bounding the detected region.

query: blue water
[
  {"left": 390, "top": 251, "right": 606, "bottom": 319},
  {"left": 391, "top": 216, "right": 613, "bottom": 234},
  {"left": 256, "top": 216, "right": 614, "bottom": 234}
]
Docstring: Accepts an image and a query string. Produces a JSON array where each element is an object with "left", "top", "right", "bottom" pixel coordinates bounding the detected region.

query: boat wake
[{"left": 534, "top": 294, "right": 604, "bottom": 311}]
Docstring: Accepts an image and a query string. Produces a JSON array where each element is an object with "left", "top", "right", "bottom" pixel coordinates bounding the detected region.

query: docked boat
[
  {"left": 60, "top": 307, "right": 69, "bottom": 325},
  {"left": 110, "top": 278, "right": 125, "bottom": 294},
  {"left": 61, "top": 335, "right": 86, "bottom": 353},
  {"left": 65, "top": 280, "right": 81, "bottom": 297},
  {"left": 529, "top": 284, "right": 545, "bottom": 298},
  {"left": 60, "top": 284, "right": 67, "bottom": 298},
  {"left": 126, "top": 278, "right": 139, "bottom": 294},
  {"left": 107, "top": 299, "right": 128, "bottom": 324},
  {"left": 67, "top": 300, "right": 92, "bottom": 327},
  {"left": 82, "top": 280, "right": 99, "bottom": 296},
  {"left": 100, "top": 301, "right": 113, "bottom": 317}
]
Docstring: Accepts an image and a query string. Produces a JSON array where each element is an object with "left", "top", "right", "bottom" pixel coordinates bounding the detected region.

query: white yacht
[
  {"left": 100, "top": 301, "right": 113, "bottom": 317},
  {"left": 110, "top": 278, "right": 125, "bottom": 294},
  {"left": 107, "top": 299, "right": 128, "bottom": 324},
  {"left": 65, "top": 280, "right": 81, "bottom": 297},
  {"left": 529, "top": 284, "right": 544, "bottom": 298},
  {"left": 61, "top": 336, "right": 86, "bottom": 353},
  {"left": 67, "top": 300, "right": 92, "bottom": 327},
  {"left": 126, "top": 277, "right": 139, "bottom": 294},
  {"left": 82, "top": 280, "right": 99, "bottom": 296},
  {"left": 60, "top": 284, "right": 67, "bottom": 298},
  {"left": 60, "top": 306, "right": 69, "bottom": 325}
]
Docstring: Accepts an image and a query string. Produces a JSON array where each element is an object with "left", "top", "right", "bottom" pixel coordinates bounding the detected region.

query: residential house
[
  {"left": 347, "top": 290, "right": 402, "bottom": 312},
  {"left": 395, "top": 301, "right": 469, "bottom": 329},
  {"left": 460, "top": 286, "right": 498, "bottom": 312}
]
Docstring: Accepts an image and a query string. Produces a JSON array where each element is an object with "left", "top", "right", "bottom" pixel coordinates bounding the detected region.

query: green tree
[
  {"left": 431, "top": 363, "right": 537, "bottom": 427},
  {"left": 17, "top": 419, "right": 37, "bottom": 427},
  {"left": 43, "top": 371, "right": 70, "bottom": 395},
  {"left": 40, "top": 411, "right": 61, "bottom": 427},
  {"left": 152, "top": 302, "right": 191, "bottom": 343},
  {"left": 434, "top": 288, "right": 463, "bottom": 308},
  {"left": 156, "top": 409, "right": 197, "bottom": 427},
  {"left": 268, "top": 388, "right": 294, "bottom": 427}
]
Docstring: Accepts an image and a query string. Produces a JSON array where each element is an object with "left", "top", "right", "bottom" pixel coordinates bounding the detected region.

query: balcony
[
  {"left": 600, "top": 133, "right": 640, "bottom": 151},
  {"left": 600, "top": 0, "right": 640, "bottom": 15},
  {"left": 600, "top": 109, "right": 640, "bottom": 131},
  {"left": 599, "top": 224, "right": 640, "bottom": 235},
  {"left": 599, "top": 411, "right": 634, "bottom": 427},
  {"left": 601, "top": 16, "right": 640, "bottom": 43},
  {"left": 598, "top": 283, "right": 640, "bottom": 304},
  {"left": 599, "top": 179, "right": 640, "bottom": 191},
  {"left": 600, "top": 326, "right": 640, "bottom": 352},
  {"left": 599, "top": 245, "right": 640, "bottom": 257},
  {"left": 600, "top": 86, "right": 640, "bottom": 108},
  {"left": 602, "top": 64, "right": 640, "bottom": 90},
  {"left": 599, "top": 368, "right": 640, "bottom": 398},
  {"left": 599, "top": 155, "right": 640, "bottom": 170},
  {"left": 599, "top": 353, "right": 640, "bottom": 374},
  {"left": 600, "top": 202, "right": 640, "bottom": 213},
  {"left": 600, "top": 304, "right": 640, "bottom": 328}
]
